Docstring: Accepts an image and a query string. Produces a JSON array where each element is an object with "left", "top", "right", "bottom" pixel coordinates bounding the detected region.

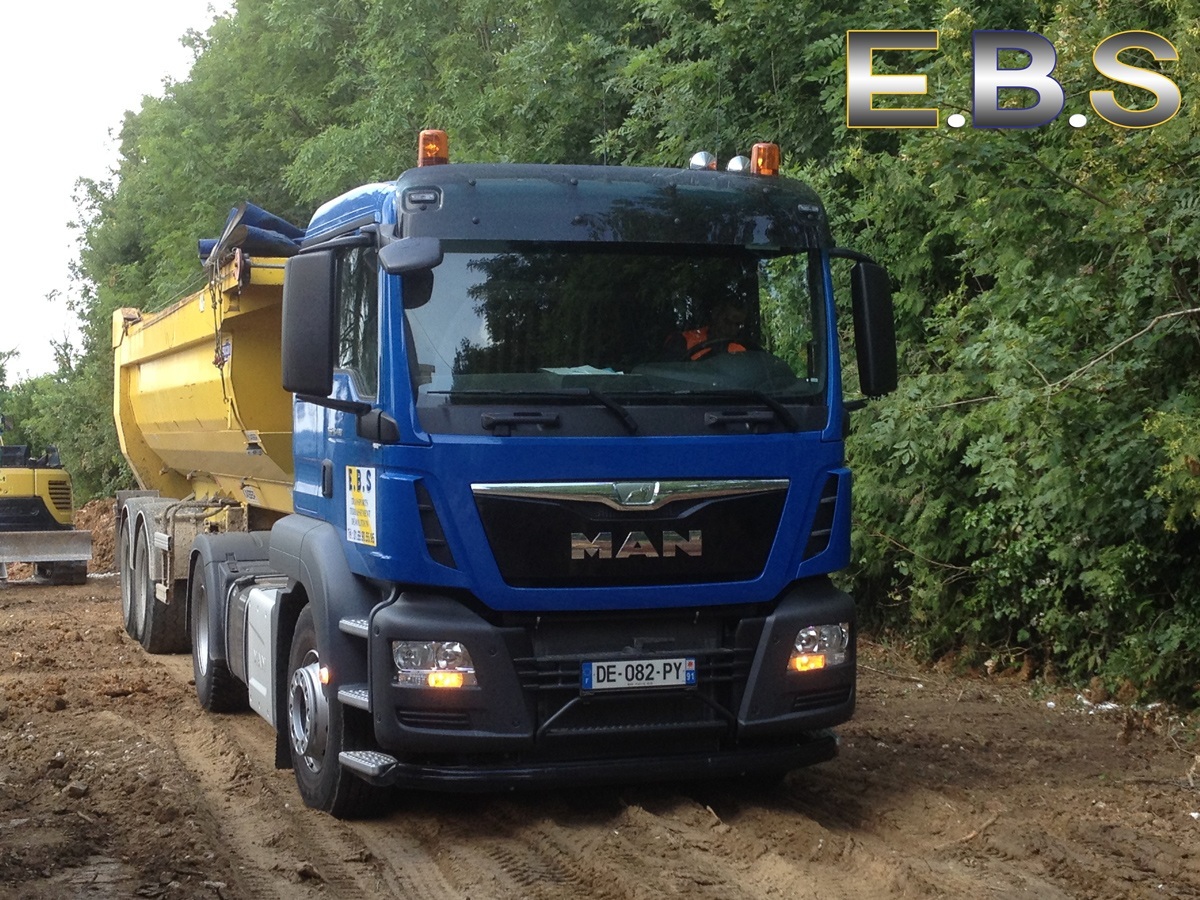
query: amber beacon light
[
  {"left": 418, "top": 129, "right": 450, "bottom": 167},
  {"left": 750, "top": 142, "right": 780, "bottom": 176}
]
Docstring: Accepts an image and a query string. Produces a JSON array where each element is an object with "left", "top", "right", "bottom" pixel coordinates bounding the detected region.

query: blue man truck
[{"left": 113, "top": 131, "right": 896, "bottom": 818}]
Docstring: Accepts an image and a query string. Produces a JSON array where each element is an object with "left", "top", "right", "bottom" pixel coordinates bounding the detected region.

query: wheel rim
[
  {"left": 131, "top": 531, "right": 149, "bottom": 637},
  {"left": 193, "top": 579, "right": 209, "bottom": 678},
  {"left": 119, "top": 523, "right": 133, "bottom": 625},
  {"left": 289, "top": 650, "right": 329, "bottom": 774}
]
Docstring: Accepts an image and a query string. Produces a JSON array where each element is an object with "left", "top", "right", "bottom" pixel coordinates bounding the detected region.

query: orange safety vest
[{"left": 682, "top": 326, "right": 746, "bottom": 359}]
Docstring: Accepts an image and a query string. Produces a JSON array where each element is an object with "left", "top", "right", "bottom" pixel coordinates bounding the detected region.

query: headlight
[
  {"left": 788, "top": 623, "right": 851, "bottom": 672},
  {"left": 392, "top": 640, "right": 478, "bottom": 688}
]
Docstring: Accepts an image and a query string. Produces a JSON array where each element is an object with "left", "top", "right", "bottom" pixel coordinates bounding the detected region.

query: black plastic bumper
[
  {"left": 349, "top": 729, "right": 838, "bottom": 791},
  {"left": 360, "top": 579, "right": 855, "bottom": 788}
]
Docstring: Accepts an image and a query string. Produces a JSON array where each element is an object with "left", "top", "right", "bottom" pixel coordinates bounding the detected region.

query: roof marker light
[
  {"left": 419, "top": 129, "right": 449, "bottom": 167},
  {"left": 750, "top": 142, "right": 780, "bottom": 176}
]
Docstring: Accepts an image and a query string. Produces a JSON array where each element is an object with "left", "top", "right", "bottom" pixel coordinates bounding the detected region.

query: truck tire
[
  {"left": 119, "top": 519, "right": 139, "bottom": 640},
  {"left": 133, "top": 529, "right": 188, "bottom": 654},
  {"left": 286, "top": 605, "right": 377, "bottom": 819},
  {"left": 190, "top": 561, "right": 247, "bottom": 712}
]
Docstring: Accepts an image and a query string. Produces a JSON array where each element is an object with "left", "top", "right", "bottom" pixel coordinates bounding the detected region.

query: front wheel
[{"left": 286, "top": 605, "right": 377, "bottom": 818}]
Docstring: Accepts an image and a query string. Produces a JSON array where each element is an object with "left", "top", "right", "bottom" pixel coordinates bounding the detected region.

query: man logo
[
  {"left": 612, "top": 482, "right": 661, "bottom": 507},
  {"left": 571, "top": 530, "right": 703, "bottom": 560}
]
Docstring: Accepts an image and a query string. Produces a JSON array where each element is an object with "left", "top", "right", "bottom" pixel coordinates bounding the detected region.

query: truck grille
[
  {"left": 506, "top": 609, "right": 758, "bottom": 748},
  {"left": 474, "top": 480, "right": 788, "bottom": 587},
  {"left": 515, "top": 647, "right": 751, "bottom": 692}
]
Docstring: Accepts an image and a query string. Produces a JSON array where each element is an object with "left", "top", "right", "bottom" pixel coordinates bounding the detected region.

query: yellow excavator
[{"left": 0, "top": 414, "right": 90, "bottom": 584}]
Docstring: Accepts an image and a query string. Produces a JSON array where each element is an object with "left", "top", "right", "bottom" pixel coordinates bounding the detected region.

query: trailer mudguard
[{"left": 189, "top": 531, "right": 274, "bottom": 668}]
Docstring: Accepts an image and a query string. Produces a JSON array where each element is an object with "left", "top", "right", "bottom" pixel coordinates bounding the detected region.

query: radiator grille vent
[
  {"left": 511, "top": 647, "right": 754, "bottom": 741},
  {"left": 415, "top": 481, "right": 456, "bottom": 569},
  {"left": 802, "top": 476, "right": 838, "bottom": 559},
  {"left": 47, "top": 481, "right": 73, "bottom": 513},
  {"left": 397, "top": 709, "right": 471, "bottom": 729},
  {"left": 792, "top": 687, "right": 852, "bottom": 712}
]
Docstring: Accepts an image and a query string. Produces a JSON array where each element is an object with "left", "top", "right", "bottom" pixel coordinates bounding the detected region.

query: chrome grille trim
[{"left": 471, "top": 478, "right": 789, "bottom": 512}]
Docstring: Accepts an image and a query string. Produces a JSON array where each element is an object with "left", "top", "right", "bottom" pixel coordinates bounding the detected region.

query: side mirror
[
  {"left": 850, "top": 260, "right": 898, "bottom": 398},
  {"left": 282, "top": 250, "right": 338, "bottom": 397}
]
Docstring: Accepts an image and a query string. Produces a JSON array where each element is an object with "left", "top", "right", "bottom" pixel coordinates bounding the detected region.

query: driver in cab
[{"left": 665, "top": 302, "right": 750, "bottom": 361}]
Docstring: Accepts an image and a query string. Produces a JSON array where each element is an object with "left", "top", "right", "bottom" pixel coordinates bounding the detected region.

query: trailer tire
[
  {"left": 119, "top": 519, "right": 139, "bottom": 640},
  {"left": 287, "top": 605, "right": 378, "bottom": 819},
  {"left": 190, "top": 561, "right": 247, "bottom": 712},
  {"left": 133, "top": 529, "right": 188, "bottom": 654}
]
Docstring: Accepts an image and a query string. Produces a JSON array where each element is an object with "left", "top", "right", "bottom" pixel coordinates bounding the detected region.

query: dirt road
[{"left": 1, "top": 570, "right": 1197, "bottom": 899}]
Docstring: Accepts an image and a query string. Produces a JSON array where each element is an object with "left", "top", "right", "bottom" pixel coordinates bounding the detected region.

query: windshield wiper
[
  {"left": 636, "top": 389, "right": 801, "bottom": 431},
  {"left": 708, "top": 390, "right": 799, "bottom": 431},
  {"left": 434, "top": 388, "right": 639, "bottom": 435}
]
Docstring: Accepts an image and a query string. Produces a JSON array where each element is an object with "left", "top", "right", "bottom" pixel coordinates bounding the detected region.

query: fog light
[
  {"left": 392, "top": 640, "right": 478, "bottom": 688},
  {"left": 788, "top": 623, "right": 850, "bottom": 672}
]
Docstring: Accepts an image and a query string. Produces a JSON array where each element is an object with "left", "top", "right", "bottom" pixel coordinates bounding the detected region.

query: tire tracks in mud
[
  {"left": 155, "top": 655, "right": 462, "bottom": 900},
  {"left": 147, "top": 650, "right": 870, "bottom": 900},
  {"left": 137, "top": 639, "right": 1200, "bottom": 900},
  {"left": 10, "top": 581, "right": 1200, "bottom": 900},
  {"left": 141, "top": 650, "right": 1091, "bottom": 900}
]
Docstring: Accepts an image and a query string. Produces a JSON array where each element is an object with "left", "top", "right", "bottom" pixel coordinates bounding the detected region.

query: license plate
[{"left": 581, "top": 657, "right": 696, "bottom": 692}]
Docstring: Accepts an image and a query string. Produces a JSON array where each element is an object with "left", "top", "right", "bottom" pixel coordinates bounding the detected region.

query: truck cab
[{"left": 272, "top": 135, "right": 895, "bottom": 813}]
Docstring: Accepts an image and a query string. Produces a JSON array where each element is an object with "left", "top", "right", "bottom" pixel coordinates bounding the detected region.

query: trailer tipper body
[{"left": 113, "top": 133, "right": 897, "bottom": 817}]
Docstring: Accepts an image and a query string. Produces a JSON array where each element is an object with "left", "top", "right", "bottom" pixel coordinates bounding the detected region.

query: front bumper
[
  {"left": 341, "top": 730, "right": 838, "bottom": 790},
  {"left": 360, "top": 577, "right": 855, "bottom": 787}
]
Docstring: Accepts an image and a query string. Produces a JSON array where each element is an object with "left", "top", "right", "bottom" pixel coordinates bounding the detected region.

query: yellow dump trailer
[{"left": 112, "top": 253, "right": 294, "bottom": 650}]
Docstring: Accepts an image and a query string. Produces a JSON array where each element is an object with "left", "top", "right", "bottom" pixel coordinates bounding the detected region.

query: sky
[{"left": 1, "top": 0, "right": 229, "bottom": 380}]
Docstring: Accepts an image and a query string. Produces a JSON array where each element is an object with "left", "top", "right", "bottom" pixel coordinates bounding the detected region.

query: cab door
[{"left": 290, "top": 243, "right": 383, "bottom": 562}]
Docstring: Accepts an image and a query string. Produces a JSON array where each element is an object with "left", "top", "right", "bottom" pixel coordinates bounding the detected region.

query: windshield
[{"left": 404, "top": 243, "right": 826, "bottom": 404}]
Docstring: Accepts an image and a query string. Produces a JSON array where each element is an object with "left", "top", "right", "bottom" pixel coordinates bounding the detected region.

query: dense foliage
[{"left": 4, "top": 0, "right": 1197, "bottom": 700}]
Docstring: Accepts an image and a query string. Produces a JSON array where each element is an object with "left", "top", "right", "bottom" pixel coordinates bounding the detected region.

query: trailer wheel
[
  {"left": 286, "top": 605, "right": 376, "bottom": 818},
  {"left": 118, "top": 520, "right": 139, "bottom": 639},
  {"left": 133, "top": 529, "right": 188, "bottom": 654},
  {"left": 190, "top": 561, "right": 247, "bottom": 712},
  {"left": 127, "top": 526, "right": 148, "bottom": 642}
]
